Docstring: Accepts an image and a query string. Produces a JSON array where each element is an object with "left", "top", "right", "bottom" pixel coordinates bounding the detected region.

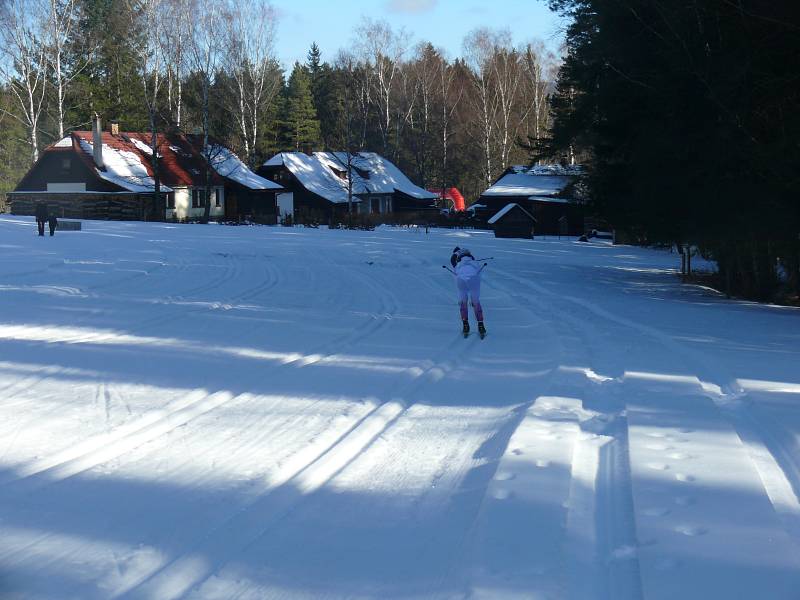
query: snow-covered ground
[{"left": 1, "top": 215, "right": 799, "bottom": 600}]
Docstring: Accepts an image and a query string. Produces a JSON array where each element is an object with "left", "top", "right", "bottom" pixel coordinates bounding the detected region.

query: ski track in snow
[{"left": 0, "top": 217, "right": 799, "bottom": 599}]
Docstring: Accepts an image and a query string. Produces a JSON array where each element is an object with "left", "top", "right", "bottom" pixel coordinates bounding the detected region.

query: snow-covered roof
[
  {"left": 264, "top": 152, "right": 436, "bottom": 204},
  {"left": 529, "top": 164, "right": 583, "bottom": 176},
  {"left": 77, "top": 137, "right": 172, "bottom": 193},
  {"left": 63, "top": 132, "right": 273, "bottom": 194},
  {"left": 482, "top": 173, "right": 572, "bottom": 198},
  {"left": 129, "top": 137, "right": 162, "bottom": 158},
  {"left": 209, "top": 145, "right": 281, "bottom": 191},
  {"left": 487, "top": 203, "right": 535, "bottom": 225},
  {"left": 529, "top": 195, "right": 570, "bottom": 204}
]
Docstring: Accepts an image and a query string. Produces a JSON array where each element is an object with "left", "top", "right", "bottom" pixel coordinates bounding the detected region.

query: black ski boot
[
  {"left": 462, "top": 320, "right": 470, "bottom": 338},
  {"left": 478, "top": 322, "right": 486, "bottom": 339}
]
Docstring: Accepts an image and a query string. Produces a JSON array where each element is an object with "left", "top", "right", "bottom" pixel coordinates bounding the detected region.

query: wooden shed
[{"left": 487, "top": 203, "right": 536, "bottom": 239}]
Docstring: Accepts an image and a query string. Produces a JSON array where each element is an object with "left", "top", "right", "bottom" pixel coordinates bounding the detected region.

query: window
[
  {"left": 167, "top": 193, "right": 175, "bottom": 209},
  {"left": 215, "top": 188, "right": 221, "bottom": 207},
  {"left": 192, "top": 188, "right": 207, "bottom": 208},
  {"left": 61, "top": 158, "right": 71, "bottom": 170}
]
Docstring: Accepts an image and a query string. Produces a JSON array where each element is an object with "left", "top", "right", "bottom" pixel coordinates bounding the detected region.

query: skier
[
  {"left": 35, "top": 203, "right": 48, "bottom": 237},
  {"left": 450, "top": 246, "right": 486, "bottom": 338},
  {"left": 48, "top": 214, "right": 58, "bottom": 236}
]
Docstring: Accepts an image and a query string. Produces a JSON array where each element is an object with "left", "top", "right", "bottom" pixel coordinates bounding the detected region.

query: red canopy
[{"left": 428, "top": 187, "right": 465, "bottom": 211}]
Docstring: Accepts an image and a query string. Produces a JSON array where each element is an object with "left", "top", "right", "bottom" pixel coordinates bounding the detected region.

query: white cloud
[{"left": 386, "top": 0, "right": 437, "bottom": 14}]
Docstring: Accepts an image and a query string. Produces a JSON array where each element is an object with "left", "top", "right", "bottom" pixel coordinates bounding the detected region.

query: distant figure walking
[
  {"left": 48, "top": 214, "right": 58, "bottom": 236},
  {"left": 35, "top": 203, "right": 49, "bottom": 237},
  {"left": 450, "top": 246, "right": 487, "bottom": 338}
]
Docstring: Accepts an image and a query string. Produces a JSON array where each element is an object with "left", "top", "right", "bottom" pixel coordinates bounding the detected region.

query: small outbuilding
[
  {"left": 487, "top": 202, "right": 536, "bottom": 239},
  {"left": 478, "top": 164, "right": 584, "bottom": 235}
]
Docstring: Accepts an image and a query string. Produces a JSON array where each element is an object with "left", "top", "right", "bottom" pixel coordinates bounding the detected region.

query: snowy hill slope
[{"left": 0, "top": 216, "right": 799, "bottom": 599}]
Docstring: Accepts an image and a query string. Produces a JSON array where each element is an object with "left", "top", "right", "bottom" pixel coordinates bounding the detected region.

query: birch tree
[
  {"left": 436, "top": 54, "right": 463, "bottom": 200},
  {"left": 522, "top": 41, "right": 555, "bottom": 147},
  {"left": 46, "top": 0, "right": 89, "bottom": 139},
  {"left": 188, "top": 1, "right": 226, "bottom": 223},
  {"left": 128, "top": 0, "right": 167, "bottom": 220},
  {"left": 0, "top": 0, "right": 48, "bottom": 163},
  {"left": 404, "top": 43, "right": 440, "bottom": 187},
  {"left": 355, "top": 18, "right": 408, "bottom": 158},
  {"left": 336, "top": 50, "right": 372, "bottom": 151},
  {"left": 225, "top": 0, "right": 281, "bottom": 167},
  {"left": 490, "top": 41, "right": 527, "bottom": 171},
  {"left": 463, "top": 28, "right": 500, "bottom": 185},
  {"left": 161, "top": 0, "right": 191, "bottom": 128}
]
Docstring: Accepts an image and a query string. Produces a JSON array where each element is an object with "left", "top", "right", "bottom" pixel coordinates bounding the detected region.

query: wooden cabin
[
  {"left": 479, "top": 165, "right": 584, "bottom": 235},
  {"left": 259, "top": 151, "right": 438, "bottom": 222},
  {"left": 487, "top": 203, "right": 536, "bottom": 239},
  {"left": 10, "top": 117, "right": 282, "bottom": 222}
]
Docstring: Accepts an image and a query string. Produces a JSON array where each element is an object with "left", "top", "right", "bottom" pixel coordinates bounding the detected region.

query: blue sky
[{"left": 273, "top": 0, "right": 564, "bottom": 69}]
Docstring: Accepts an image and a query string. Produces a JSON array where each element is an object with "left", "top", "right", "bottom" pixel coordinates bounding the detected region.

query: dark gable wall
[
  {"left": 15, "top": 149, "right": 123, "bottom": 193},
  {"left": 259, "top": 162, "right": 342, "bottom": 219}
]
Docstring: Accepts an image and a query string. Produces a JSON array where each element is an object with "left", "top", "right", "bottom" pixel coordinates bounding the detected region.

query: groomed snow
[{"left": 1, "top": 216, "right": 799, "bottom": 599}]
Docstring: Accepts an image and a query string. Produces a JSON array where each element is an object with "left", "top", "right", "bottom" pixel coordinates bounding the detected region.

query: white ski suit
[{"left": 454, "top": 256, "right": 484, "bottom": 322}]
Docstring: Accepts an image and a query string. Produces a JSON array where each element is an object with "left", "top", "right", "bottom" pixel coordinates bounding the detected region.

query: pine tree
[
  {"left": 306, "top": 42, "right": 321, "bottom": 85},
  {"left": 69, "top": 0, "right": 147, "bottom": 129},
  {"left": 282, "top": 62, "right": 320, "bottom": 150}
]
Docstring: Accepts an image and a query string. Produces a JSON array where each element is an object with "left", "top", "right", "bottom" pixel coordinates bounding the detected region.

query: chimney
[
  {"left": 109, "top": 120, "right": 119, "bottom": 136},
  {"left": 302, "top": 143, "right": 313, "bottom": 156},
  {"left": 92, "top": 114, "right": 104, "bottom": 169}
]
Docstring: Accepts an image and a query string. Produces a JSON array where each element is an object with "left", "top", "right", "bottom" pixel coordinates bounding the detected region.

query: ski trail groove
[
  {"left": 121, "top": 323, "right": 481, "bottom": 600},
  {"left": 0, "top": 390, "right": 237, "bottom": 491}
]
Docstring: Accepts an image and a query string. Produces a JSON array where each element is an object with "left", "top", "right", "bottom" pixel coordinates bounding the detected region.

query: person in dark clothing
[
  {"left": 35, "top": 203, "right": 49, "bottom": 236},
  {"left": 48, "top": 214, "right": 58, "bottom": 236}
]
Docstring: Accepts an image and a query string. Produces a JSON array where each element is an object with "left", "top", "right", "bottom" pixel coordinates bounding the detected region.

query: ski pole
[
  {"left": 474, "top": 257, "right": 495, "bottom": 262},
  {"left": 442, "top": 265, "right": 455, "bottom": 274}
]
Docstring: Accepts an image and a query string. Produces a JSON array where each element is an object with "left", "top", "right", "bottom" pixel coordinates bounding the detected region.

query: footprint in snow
[
  {"left": 675, "top": 473, "right": 696, "bottom": 483},
  {"left": 674, "top": 495, "right": 696, "bottom": 506},
  {"left": 511, "top": 448, "right": 524, "bottom": 456},
  {"left": 535, "top": 459, "right": 550, "bottom": 468},
  {"left": 674, "top": 525, "right": 707, "bottom": 537},
  {"left": 654, "top": 558, "right": 679, "bottom": 571},
  {"left": 667, "top": 452, "right": 693, "bottom": 460},
  {"left": 647, "top": 462, "right": 670, "bottom": 471},
  {"left": 645, "top": 443, "right": 673, "bottom": 451},
  {"left": 642, "top": 507, "right": 671, "bottom": 517},
  {"left": 611, "top": 545, "right": 638, "bottom": 560}
]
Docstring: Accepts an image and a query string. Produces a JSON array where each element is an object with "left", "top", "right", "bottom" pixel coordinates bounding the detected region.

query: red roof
[{"left": 70, "top": 131, "right": 226, "bottom": 187}]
